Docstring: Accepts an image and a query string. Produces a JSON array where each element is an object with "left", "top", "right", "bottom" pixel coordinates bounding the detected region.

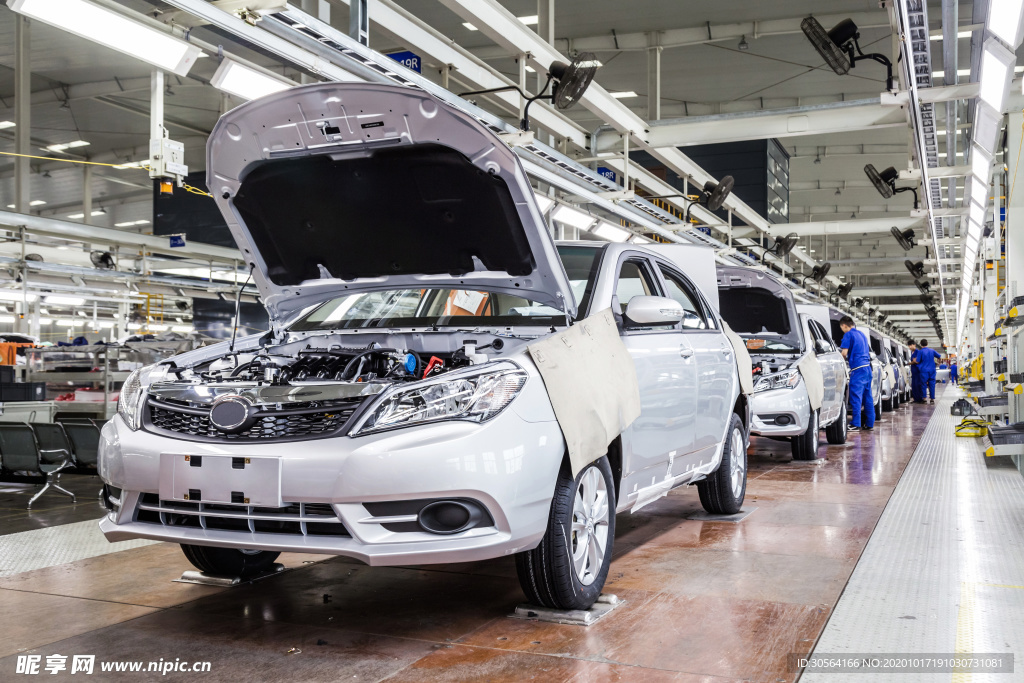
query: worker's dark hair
[
  {"left": 920, "top": 339, "right": 929, "bottom": 347},
  {"left": 909, "top": 341, "right": 917, "bottom": 346},
  {"left": 839, "top": 315, "right": 855, "bottom": 327}
]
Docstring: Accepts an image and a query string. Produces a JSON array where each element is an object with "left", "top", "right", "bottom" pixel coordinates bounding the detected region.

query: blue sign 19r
[
  {"left": 387, "top": 51, "right": 422, "bottom": 73},
  {"left": 596, "top": 166, "right": 617, "bottom": 183}
]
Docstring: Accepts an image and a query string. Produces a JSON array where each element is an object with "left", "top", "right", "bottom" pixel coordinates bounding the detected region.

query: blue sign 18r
[{"left": 387, "top": 51, "right": 422, "bottom": 73}]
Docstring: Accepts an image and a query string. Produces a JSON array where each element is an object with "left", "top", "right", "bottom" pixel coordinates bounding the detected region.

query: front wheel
[
  {"left": 791, "top": 409, "right": 820, "bottom": 460},
  {"left": 697, "top": 413, "right": 747, "bottom": 514},
  {"left": 180, "top": 545, "right": 280, "bottom": 577},
  {"left": 516, "top": 456, "right": 616, "bottom": 611},
  {"left": 825, "top": 402, "right": 848, "bottom": 444}
]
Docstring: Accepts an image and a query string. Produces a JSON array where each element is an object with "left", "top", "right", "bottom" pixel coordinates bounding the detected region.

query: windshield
[{"left": 290, "top": 288, "right": 564, "bottom": 331}]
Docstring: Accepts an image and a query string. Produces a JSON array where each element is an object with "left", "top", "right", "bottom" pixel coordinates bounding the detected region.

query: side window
[
  {"left": 658, "top": 266, "right": 709, "bottom": 330},
  {"left": 812, "top": 322, "right": 835, "bottom": 353},
  {"left": 615, "top": 259, "right": 659, "bottom": 313}
]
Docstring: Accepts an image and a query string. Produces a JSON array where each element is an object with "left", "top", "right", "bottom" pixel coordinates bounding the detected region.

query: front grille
[
  {"left": 144, "top": 396, "right": 363, "bottom": 442},
  {"left": 135, "top": 493, "right": 349, "bottom": 537}
]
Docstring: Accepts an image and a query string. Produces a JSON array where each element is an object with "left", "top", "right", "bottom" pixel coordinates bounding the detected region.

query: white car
[
  {"left": 717, "top": 267, "right": 848, "bottom": 459},
  {"left": 98, "top": 82, "right": 748, "bottom": 611}
]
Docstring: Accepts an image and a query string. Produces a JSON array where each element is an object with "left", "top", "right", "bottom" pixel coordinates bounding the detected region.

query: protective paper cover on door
[
  {"left": 527, "top": 308, "right": 642, "bottom": 477},
  {"left": 797, "top": 353, "right": 824, "bottom": 410}
]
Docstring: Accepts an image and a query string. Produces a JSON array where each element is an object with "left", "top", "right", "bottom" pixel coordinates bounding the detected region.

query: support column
[
  {"left": 537, "top": 0, "right": 554, "bottom": 146},
  {"left": 646, "top": 40, "right": 662, "bottom": 121},
  {"left": 1006, "top": 111, "right": 1024, "bottom": 440},
  {"left": 82, "top": 164, "right": 93, "bottom": 225},
  {"left": 349, "top": 0, "right": 368, "bottom": 46},
  {"left": 14, "top": 15, "right": 31, "bottom": 214},
  {"left": 300, "top": 1, "right": 331, "bottom": 83},
  {"left": 151, "top": 69, "right": 165, "bottom": 145}
]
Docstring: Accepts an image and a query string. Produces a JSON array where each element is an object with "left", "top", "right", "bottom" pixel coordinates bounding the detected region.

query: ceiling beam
[
  {"left": 596, "top": 100, "right": 906, "bottom": 152},
  {"left": 758, "top": 216, "right": 924, "bottom": 237}
]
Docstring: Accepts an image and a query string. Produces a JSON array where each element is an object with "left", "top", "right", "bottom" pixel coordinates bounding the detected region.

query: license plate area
[{"left": 159, "top": 454, "right": 282, "bottom": 507}]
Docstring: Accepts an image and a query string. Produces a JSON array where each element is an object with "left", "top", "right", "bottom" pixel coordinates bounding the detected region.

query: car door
[
  {"left": 614, "top": 255, "right": 698, "bottom": 482},
  {"left": 655, "top": 262, "right": 732, "bottom": 472},
  {"left": 809, "top": 318, "right": 843, "bottom": 421}
]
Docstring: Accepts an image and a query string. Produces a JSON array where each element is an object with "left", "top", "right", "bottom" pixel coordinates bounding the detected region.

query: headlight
[
  {"left": 752, "top": 368, "right": 801, "bottom": 393},
  {"left": 351, "top": 364, "right": 528, "bottom": 436},
  {"left": 117, "top": 369, "right": 144, "bottom": 430}
]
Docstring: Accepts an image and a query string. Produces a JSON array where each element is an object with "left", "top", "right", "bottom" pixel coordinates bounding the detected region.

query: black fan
[
  {"left": 175, "top": 300, "right": 190, "bottom": 311},
  {"left": 920, "top": 293, "right": 935, "bottom": 306},
  {"left": 808, "top": 262, "right": 831, "bottom": 283},
  {"left": 90, "top": 251, "right": 115, "bottom": 269},
  {"left": 891, "top": 227, "right": 917, "bottom": 251},
  {"left": 550, "top": 53, "right": 599, "bottom": 110},
  {"left": 915, "top": 280, "right": 932, "bottom": 294},
  {"left": 24, "top": 253, "right": 43, "bottom": 262},
  {"left": 868, "top": 307, "right": 876, "bottom": 317},
  {"left": 852, "top": 297, "right": 864, "bottom": 308},
  {"left": 705, "top": 176, "right": 735, "bottom": 212},
  {"left": 867, "top": 165, "right": 919, "bottom": 208},
  {"left": 905, "top": 260, "right": 925, "bottom": 279},
  {"left": 771, "top": 232, "right": 799, "bottom": 257},
  {"left": 837, "top": 282, "right": 854, "bottom": 299},
  {"left": 801, "top": 16, "right": 893, "bottom": 90}
]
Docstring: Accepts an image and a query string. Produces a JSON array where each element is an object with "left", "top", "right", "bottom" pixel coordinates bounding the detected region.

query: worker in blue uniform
[
  {"left": 908, "top": 341, "right": 923, "bottom": 403},
  {"left": 916, "top": 339, "right": 941, "bottom": 403},
  {"left": 950, "top": 359, "right": 959, "bottom": 385},
  {"left": 839, "top": 316, "right": 874, "bottom": 431}
]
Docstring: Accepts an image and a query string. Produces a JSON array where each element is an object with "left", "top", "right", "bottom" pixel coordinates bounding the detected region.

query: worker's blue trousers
[{"left": 849, "top": 366, "right": 875, "bottom": 428}]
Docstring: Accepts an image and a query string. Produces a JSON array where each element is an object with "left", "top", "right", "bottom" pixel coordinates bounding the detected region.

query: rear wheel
[
  {"left": 180, "top": 545, "right": 280, "bottom": 577},
  {"left": 697, "top": 413, "right": 747, "bottom": 514},
  {"left": 825, "top": 402, "right": 848, "bottom": 444},
  {"left": 516, "top": 456, "right": 615, "bottom": 611},
  {"left": 791, "top": 409, "right": 820, "bottom": 460},
  {"left": 875, "top": 396, "right": 883, "bottom": 420}
]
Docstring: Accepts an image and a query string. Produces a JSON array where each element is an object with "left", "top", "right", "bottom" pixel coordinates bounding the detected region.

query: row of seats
[{"left": 0, "top": 420, "right": 102, "bottom": 509}]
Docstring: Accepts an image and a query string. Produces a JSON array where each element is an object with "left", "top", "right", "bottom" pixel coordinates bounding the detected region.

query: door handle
[
  {"left": 680, "top": 345, "right": 694, "bottom": 359},
  {"left": 721, "top": 345, "right": 732, "bottom": 356}
]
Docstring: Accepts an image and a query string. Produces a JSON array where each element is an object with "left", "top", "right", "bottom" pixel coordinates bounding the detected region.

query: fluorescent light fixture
[
  {"left": 38, "top": 318, "right": 52, "bottom": 325},
  {"left": 979, "top": 38, "right": 1016, "bottom": 112},
  {"left": 970, "top": 145, "right": 992, "bottom": 186},
  {"left": 44, "top": 295, "right": 86, "bottom": 306},
  {"left": 462, "top": 22, "right": 478, "bottom": 30},
  {"left": 127, "top": 322, "right": 142, "bottom": 330},
  {"left": 171, "top": 324, "right": 194, "bottom": 333},
  {"left": 211, "top": 59, "right": 293, "bottom": 101},
  {"left": 112, "top": 159, "right": 149, "bottom": 169},
  {"left": 592, "top": 222, "right": 630, "bottom": 242},
  {"left": 29, "top": 200, "right": 46, "bottom": 206},
  {"left": 0, "top": 315, "right": 14, "bottom": 324},
  {"left": 114, "top": 219, "right": 150, "bottom": 227},
  {"left": 988, "top": 0, "right": 1024, "bottom": 48},
  {"left": 0, "top": 292, "right": 38, "bottom": 303},
  {"left": 98, "top": 321, "right": 115, "bottom": 328},
  {"left": 8, "top": 0, "right": 202, "bottom": 76},
  {"left": 929, "top": 30, "right": 976, "bottom": 41},
  {"left": 551, "top": 204, "right": 596, "bottom": 230},
  {"left": 533, "top": 193, "right": 555, "bottom": 214},
  {"left": 517, "top": 15, "right": 538, "bottom": 25},
  {"left": 973, "top": 102, "right": 1003, "bottom": 155},
  {"left": 525, "top": 65, "right": 536, "bottom": 73},
  {"left": 970, "top": 176, "right": 988, "bottom": 207},
  {"left": 44, "top": 140, "right": 89, "bottom": 153},
  {"left": 0, "top": 121, "right": 15, "bottom": 130},
  {"left": 610, "top": 91, "right": 638, "bottom": 99},
  {"left": 55, "top": 319, "right": 78, "bottom": 327},
  {"left": 148, "top": 324, "right": 169, "bottom": 332},
  {"left": 931, "top": 68, "right": 972, "bottom": 78},
  {"left": 67, "top": 210, "right": 106, "bottom": 219},
  {"left": 629, "top": 235, "right": 653, "bottom": 243}
]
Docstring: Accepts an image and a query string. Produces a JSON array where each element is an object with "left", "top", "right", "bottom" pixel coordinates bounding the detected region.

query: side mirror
[
  {"left": 624, "top": 296, "right": 684, "bottom": 327},
  {"left": 814, "top": 339, "right": 830, "bottom": 355}
]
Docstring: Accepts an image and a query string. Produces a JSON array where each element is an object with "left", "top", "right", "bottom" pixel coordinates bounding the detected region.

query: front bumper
[
  {"left": 749, "top": 383, "right": 810, "bottom": 437},
  {"left": 98, "top": 374, "right": 566, "bottom": 566}
]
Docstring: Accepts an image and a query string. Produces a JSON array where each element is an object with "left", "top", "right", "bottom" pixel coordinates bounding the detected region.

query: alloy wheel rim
[
  {"left": 811, "top": 411, "right": 818, "bottom": 450},
  {"left": 571, "top": 466, "right": 609, "bottom": 586},
  {"left": 729, "top": 426, "right": 746, "bottom": 499}
]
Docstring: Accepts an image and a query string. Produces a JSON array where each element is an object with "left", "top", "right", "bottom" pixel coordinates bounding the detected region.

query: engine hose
[
  {"left": 230, "top": 361, "right": 255, "bottom": 377},
  {"left": 340, "top": 348, "right": 397, "bottom": 380}
]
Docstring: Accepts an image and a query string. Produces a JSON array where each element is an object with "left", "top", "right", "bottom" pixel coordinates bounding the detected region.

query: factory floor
[{"left": 1, "top": 386, "right": 1020, "bottom": 682}]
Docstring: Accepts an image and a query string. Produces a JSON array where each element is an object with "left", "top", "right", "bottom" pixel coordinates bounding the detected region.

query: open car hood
[
  {"left": 716, "top": 266, "right": 804, "bottom": 352},
  {"left": 206, "top": 83, "right": 575, "bottom": 322}
]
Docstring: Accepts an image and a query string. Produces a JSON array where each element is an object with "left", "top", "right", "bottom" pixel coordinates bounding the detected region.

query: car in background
[
  {"left": 718, "top": 267, "right": 848, "bottom": 460},
  {"left": 828, "top": 308, "right": 882, "bottom": 421},
  {"left": 867, "top": 329, "right": 900, "bottom": 411},
  {"left": 887, "top": 338, "right": 911, "bottom": 403},
  {"left": 98, "top": 82, "right": 749, "bottom": 613}
]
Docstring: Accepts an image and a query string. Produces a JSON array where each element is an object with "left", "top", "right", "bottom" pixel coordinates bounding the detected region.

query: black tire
[
  {"left": 180, "top": 544, "right": 280, "bottom": 577},
  {"left": 791, "top": 409, "right": 820, "bottom": 460},
  {"left": 875, "top": 396, "right": 883, "bottom": 420},
  {"left": 825, "top": 402, "right": 848, "bottom": 444},
  {"left": 882, "top": 396, "right": 894, "bottom": 412},
  {"left": 697, "top": 413, "right": 747, "bottom": 514},
  {"left": 515, "top": 456, "right": 616, "bottom": 611}
]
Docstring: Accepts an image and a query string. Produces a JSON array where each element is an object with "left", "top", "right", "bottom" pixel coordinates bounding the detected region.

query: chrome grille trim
[{"left": 134, "top": 495, "right": 349, "bottom": 537}]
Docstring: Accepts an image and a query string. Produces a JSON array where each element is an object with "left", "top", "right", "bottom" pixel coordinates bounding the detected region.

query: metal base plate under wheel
[
  {"left": 686, "top": 506, "right": 758, "bottom": 523},
  {"left": 173, "top": 563, "right": 286, "bottom": 587},
  {"left": 510, "top": 594, "right": 624, "bottom": 626}
]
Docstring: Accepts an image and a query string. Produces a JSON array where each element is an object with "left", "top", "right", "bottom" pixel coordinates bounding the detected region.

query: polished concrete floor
[{"left": 0, "top": 399, "right": 943, "bottom": 682}]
